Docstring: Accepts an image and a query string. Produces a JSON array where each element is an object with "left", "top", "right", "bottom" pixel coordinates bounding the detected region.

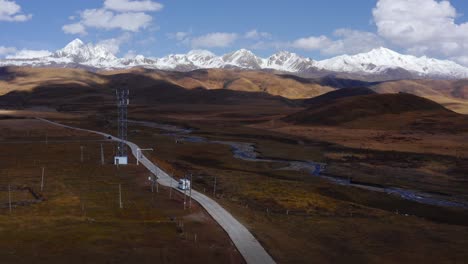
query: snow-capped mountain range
[{"left": 1, "top": 38, "right": 468, "bottom": 79}]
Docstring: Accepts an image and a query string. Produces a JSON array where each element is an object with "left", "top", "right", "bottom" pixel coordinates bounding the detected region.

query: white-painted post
[
  {"left": 189, "top": 173, "right": 193, "bottom": 209},
  {"left": 183, "top": 180, "right": 187, "bottom": 210},
  {"left": 41, "top": 167, "right": 45, "bottom": 192}
]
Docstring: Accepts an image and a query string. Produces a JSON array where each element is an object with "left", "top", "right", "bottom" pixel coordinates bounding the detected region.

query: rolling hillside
[{"left": 285, "top": 92, "right": 468, "bottom": 132}]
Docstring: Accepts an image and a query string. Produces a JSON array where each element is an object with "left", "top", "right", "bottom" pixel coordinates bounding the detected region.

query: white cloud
[
  {"left": 291, "top": 35, "right": 331, "bottom": 51},
  {"left": 104, "top": 0, "right": 163, "bottom": 12},
  {"left": 0, "top": 0, "right": 32, "bottom": 22},
  {"left": 63, "top": 0, "right": 162, "bottom": 35},
  {"left": 6, "top": 49, "right": 52, "bottom": 59},
  {"left": 97, "top": 33, "right": 132, "bottom": 54},
  {"left": 80, "top": 9, "right": 152, "bottom": 32},
  {"left": 323, "top": 29, "right": 385, "bottom": 55},
  {"left": 191, "top": 33, "right": 238, "bottom": 48},
  {"left": 0, "top": 46, "right": 17, "bottom": 56},
  {"left": 373, "top": 0, "right": 468, "bottom": 64},
  {"left": 453, "top": 56, "right": 468, "bottom": 66},
  {"left": 168, "top": 31, "right": 191, "bottom": 41},
  {"left": 62, "top": 23, "right": 87, "bottom": 35},
  {"left": 124, "top": 49, "right": 137, "bottom": 59},
  {"left": 291, "top": 29, "right": 384, "bottom": 55},
  {"left": 245, "top": 29, "right": 272, "bottom": 39}
]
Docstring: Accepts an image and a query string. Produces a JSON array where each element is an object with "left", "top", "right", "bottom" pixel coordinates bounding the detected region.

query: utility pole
[
  {"left": 80, "top": 146, "right": 84, "bottom": 163},
  {"left": 189, "top": 173, "right": 193, "bottom": 209},
  {"left": 101, "top": 144, "right": 105, "bottom": 165},
  {"left": 41, "top": 167, "right": 45, "bottom": 192},
  {"left": 119, "top": 184, "right": 123, "bottom": 209},
  {"left": 213, "top": 176, "right": 217, "bottom": 197},
  {"left": 8, "top": 184, "right": 12, "bottom": 214}
]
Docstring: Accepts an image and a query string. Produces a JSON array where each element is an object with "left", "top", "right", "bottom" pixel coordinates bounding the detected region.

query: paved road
[{"left": 37, "top": 118, "right": 275, "bottom": 264}]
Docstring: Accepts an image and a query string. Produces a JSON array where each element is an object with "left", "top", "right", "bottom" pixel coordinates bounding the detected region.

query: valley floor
[{"left": 2, "top": 107, "right": 468, "bottom": 263}]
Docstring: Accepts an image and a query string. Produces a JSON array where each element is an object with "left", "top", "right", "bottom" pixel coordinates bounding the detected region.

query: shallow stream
[{"left": 129, "top": 120, "right": 468, "bottom": 209}]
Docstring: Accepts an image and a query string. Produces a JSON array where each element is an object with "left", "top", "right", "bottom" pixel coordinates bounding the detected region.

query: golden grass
[
  {"left": 0, "top": 67, "right": 108, "bottom": 96},
  {"left": 0, "top": 119, "right": 243, "bottom": 264}
]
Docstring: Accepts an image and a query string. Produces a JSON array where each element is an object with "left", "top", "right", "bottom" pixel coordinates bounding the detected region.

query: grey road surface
[{"left": 37, "top": 118, "right": 275, "bottom": 264}]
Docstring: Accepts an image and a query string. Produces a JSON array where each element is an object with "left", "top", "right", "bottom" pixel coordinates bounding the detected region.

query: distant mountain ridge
[{"left": 1, "top": 38, "right": 468, "bottom": 80}]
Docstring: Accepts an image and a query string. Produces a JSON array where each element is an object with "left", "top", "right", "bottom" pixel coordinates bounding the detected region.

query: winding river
[{"left": 129, "top": 120, "right": 468, "bottom": 209}]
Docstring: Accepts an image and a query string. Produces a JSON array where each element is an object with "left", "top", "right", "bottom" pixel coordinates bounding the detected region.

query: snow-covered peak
[
  {"left": 54, "top": 39, "right": 117, "bottom": 63},
  {"left": 222, "top": 49, "right": 263, "bottom": 69},
  {"left": 186, "top": 50, "right": 222, "bottom": 68},
  {"left": 187, "top": 50, "right": 216, "bottom": 58},
  {"left": 265, "top": 51, "right": 315, "bottom": 72},
  {"left": 315, "top": 48, "right": 468, "bottom": 78},
  {"left": 59, "top": 39, "right": 85, "bottom": 55},
  {"left": 1, "top": 40, "right": 468, "bottom": 79}
]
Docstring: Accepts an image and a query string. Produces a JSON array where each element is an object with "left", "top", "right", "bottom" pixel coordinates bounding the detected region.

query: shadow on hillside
[{"left": 0, "top": 72, "right": 299, "bottom": 110}]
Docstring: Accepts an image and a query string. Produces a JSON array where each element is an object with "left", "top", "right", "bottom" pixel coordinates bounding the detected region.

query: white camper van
[{"left": 178, "top": 179, "right": 191, "bottom": 190}]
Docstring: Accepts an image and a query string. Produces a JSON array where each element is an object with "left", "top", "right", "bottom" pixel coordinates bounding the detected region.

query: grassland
[
  {"left": 0, "top": 118, "right": 243, "bottom": 264},
  {"left": 85, "top": 112, "right": 468, "bottom": 264},
  {"left": 1, "top": 66, "right": 468, "bottom": 263}
]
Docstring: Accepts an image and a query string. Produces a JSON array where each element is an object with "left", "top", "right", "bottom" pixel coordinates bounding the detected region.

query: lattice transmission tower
[{"left": 114, "top": 88, "right": 129, "bottom": 165}]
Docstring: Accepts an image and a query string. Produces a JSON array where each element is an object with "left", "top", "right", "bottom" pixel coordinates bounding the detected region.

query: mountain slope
[
  {"left": 284, "top": 93, "right": 468, "bottom": 131},
  {"left": 371, "top": 79, "right": 468, "bottom": 114},
  {"left": 303, "top": 87, "right": 376, "bottom": 105},
  {"left": 1, "top": 39, "right": 468, "bottom": 79}
]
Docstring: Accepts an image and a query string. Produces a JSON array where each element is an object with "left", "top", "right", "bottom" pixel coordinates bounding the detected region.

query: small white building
[
  {"left": 114, "top": 156, "right": 128, "bottom": 165},
  {"left": 178, "top": 179, "right": 191, "bottom": 190}
]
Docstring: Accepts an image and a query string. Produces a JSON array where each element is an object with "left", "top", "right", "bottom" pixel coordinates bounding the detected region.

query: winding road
[{"left": 37, "top": 118, "right": 275, "bottom": 264}]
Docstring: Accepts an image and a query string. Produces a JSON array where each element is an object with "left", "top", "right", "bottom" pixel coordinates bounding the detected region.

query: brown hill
[
  {"left": 303, "top": 87, "right": 376, "bottom": 105},
  {"left": 0, "top": 69, "right": 298, "bottom": 112},
  {"left": 284, "top": 93, "right": 468, "bottom": 132},
  {"left": 101, "top": 68, "right": 334, "bottom": 99},
  {"left": 371, "top": 79, "right": 468, "bottom": 114}
]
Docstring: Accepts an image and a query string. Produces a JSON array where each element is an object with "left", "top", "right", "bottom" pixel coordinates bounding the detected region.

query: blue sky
[{"left": 1, "top": 0, "right": 468, "bottom": 64}]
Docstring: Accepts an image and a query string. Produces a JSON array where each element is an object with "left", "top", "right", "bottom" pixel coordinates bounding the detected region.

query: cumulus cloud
[
  {"left": 373, "top": 0, "right": 468, "bottom": 64},
  {"left": 0, "top": 0, "right": 32, "bottom": 22},
  {"left": 244, "top": 30, "right": 272, "bottom": 40},
  {"left": 291, "top": 29, "right": 384, "bottom": 55},
  {"left": 6, "top": 49, "right": 52, "bottom": 59},
  {"left": 62, "top": 23, "right": 87, "bottom": 35},
  {"left": 124, "top": 49, "right": 138, "bottom": 59},
  {"left": 292, "top": 35, "right": 331, "bottom": 51},
  {"left": 104, "top": 0, "right": 163, "bottom": 12},
  {"left": 167, "top": 31, "right": 191, "bottom": 41},
  {"left": 191, "top": 33, "right": 238, "bottom": 48},
  {"left": 97, "top": 33, "right": 132, "bottom": 54},
  {"left": 63, "top": 0, "right": 162, "bottom": 35},
  {"left": 0, "top": 46, "right": 17, "bottom": 56},
  {"left": 323, "top": 29, "right": 385, "bottom": 55},
  {"left": 80, "top": 9, "right": 152, "bottom": 32}
]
